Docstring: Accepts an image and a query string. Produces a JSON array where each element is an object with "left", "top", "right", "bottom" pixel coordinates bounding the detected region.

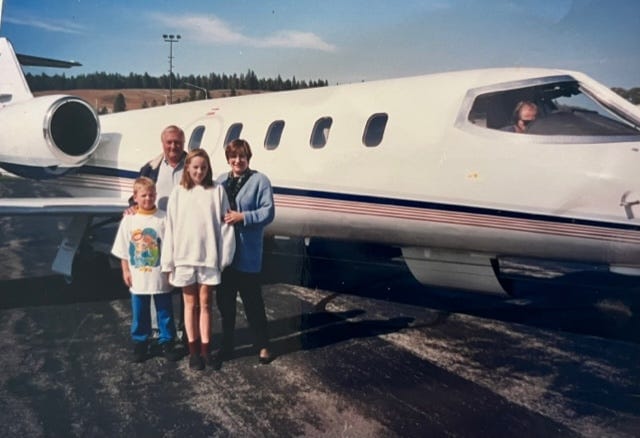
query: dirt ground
[{"left": 33, "top": 88, "right": 260, "bottom": 111}]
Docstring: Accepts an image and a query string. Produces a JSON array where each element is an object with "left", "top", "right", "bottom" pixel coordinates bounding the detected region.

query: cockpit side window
[{"left": 468, "top": 81, "right": 640, "bottom": 136}]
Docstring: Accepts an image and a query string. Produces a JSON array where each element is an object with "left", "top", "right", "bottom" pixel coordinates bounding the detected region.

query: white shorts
[{"left": 169, "top": 266, "right": 221, "bottom": 287}]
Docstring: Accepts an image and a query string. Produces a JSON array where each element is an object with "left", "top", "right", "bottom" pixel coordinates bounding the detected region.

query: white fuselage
[{"left": 32, "top": 68, "right": 640, "bottom": 290}]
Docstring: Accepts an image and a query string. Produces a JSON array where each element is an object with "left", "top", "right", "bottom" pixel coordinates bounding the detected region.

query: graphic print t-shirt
[{"left": 111, "top": 210, "right": 171, "bottom": 294}]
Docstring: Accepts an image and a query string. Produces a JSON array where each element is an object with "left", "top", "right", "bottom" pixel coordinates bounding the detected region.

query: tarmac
[{"left": 1, "top": 178, "right": 639, "bottom": 437}]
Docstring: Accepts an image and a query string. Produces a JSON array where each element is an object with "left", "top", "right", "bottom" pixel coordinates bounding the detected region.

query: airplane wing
[
  {"left": 0, "top": 197, "right": 129, "bottom": 278},
  {"left": 16, "top": 53, "right": 82, "bottom": 68},
  {"left": 0, "top": 197, "right": 128, "bottom": 215}
]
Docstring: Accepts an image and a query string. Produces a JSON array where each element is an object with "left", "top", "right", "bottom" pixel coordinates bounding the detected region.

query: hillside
[{"left": 33, "top": 88, "right": 262, "bottom": 111}]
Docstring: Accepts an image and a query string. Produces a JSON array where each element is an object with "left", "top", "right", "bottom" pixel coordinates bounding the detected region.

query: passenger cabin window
[
  {"left": 363, "top": 113, "right": 388, "bottom": 147},
  {"left": 468, "top": 79, "right": 640, "bottom": 137},
  {"left": 265, "top": 120, "right": 285, "bottom": 150},
  {"left": 224, "top": 123, "right": 243, "bottom": 146},
  {"left": 310, "top": 117, "right": 333, "bottom": 148},
  {"left": 187, "top": 125, "right": 205, "bottom": 151}
]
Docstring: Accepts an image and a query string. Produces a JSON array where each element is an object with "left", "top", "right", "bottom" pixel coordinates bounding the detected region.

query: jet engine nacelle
[{"left": 0, "top": 95, "right": 100, "bottom": 178}]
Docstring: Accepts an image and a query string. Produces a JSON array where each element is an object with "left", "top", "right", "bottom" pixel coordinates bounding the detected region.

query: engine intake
[
  {"left": 0, "top": 94, "right": 100, "bottom": 173},
  {"left": 48, "top": 98, "right": 100, "bottom": 157}
]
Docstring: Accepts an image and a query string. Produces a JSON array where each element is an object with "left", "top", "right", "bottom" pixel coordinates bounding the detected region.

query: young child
[
  {"left": 111, "top": 177, "right": 180, "bottom": 363},
  {"left": 162, "top": 149, "right": 236, "bottom": 370}
]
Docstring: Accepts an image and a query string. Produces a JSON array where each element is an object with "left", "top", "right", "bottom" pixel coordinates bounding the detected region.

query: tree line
[
  {"left": 25, "top": 69, "right": 329, "bottom": 93},
  {"left": 611, "top": 87, "right": 640, "bottom": 105},
  {"left": 25, "top": 70, "right": 640, "bottom": 107}
]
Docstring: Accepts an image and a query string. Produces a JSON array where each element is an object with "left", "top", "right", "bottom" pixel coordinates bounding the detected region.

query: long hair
[{"left": 180, "top": 149, "right": 214, "bottom": 189}]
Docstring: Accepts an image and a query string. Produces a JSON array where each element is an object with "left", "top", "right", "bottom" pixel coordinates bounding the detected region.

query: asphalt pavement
[{"left": 1, "top": 178, "right": 639, "bottom": 437}]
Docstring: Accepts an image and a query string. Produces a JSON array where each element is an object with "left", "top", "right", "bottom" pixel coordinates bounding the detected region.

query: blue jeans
[{"left": 131, "top": 293, "right": 176, "bottom": 344}]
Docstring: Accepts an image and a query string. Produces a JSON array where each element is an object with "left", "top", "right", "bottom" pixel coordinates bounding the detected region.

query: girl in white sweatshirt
[{"left": 162, "top": 149, "right": 236, "bottom": 370}]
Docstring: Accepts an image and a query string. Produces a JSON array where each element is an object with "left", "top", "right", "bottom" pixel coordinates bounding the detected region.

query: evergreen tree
[
  {"left": 113, "top": 93, "right": 126, "bottom": 112},
  {"left": 25, "top": 70, "right": 330, "bottom": 94}
]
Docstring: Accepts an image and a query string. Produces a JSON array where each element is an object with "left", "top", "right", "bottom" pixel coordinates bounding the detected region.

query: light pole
[
  {"left": 184, "top": 82, "right": 209, "bottom": 100},
  {"left": 162, "top": 34, "right": 181, "bottom": 104}
]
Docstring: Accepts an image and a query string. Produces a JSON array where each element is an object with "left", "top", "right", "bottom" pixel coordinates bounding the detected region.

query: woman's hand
[{"left": 224, "top": 210, "right": 244, "bottom": 225}]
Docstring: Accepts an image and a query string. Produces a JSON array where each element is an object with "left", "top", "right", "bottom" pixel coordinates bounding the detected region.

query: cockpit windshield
[{"left": 468, "top": 79, "right": 640, "bottom": 137}]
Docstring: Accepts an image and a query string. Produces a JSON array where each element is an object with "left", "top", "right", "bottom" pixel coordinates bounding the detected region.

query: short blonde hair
[{"left": 133, "top": 176, "right": 156, "bottom": 196}]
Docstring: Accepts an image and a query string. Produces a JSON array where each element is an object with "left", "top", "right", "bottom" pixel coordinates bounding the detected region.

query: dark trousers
[
  {"left": 173, "top": 288, "right": 186, "bottom": 341},
  {"left": 216, "top": 268, "right": 269, "bottom": 351}
]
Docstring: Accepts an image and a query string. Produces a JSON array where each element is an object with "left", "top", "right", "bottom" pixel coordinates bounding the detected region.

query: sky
[{"left": 1, "top": 0, "right": 639, "bottom": 88}]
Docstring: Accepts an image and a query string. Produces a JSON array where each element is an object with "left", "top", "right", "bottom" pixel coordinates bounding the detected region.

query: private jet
[{"left": 2, "top": 20, "right": 640, "bottom": 295}]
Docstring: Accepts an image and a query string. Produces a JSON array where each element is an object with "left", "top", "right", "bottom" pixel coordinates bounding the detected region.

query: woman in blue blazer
[{"left": 216, "top": 139, "right": 275, "bottom": 366}]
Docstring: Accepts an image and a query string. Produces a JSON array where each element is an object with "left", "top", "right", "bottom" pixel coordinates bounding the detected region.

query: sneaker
[
  {"left": 160, "top": 341, "right": 182, "bottom": 362},
  {"left": 132, "top": 342, "right": 148, "bottom": 363},
  {"left": 189, "top": 354, "right": 204, "bottom": 371}
]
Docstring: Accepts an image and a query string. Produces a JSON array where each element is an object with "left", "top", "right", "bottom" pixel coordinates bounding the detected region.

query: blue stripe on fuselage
[
  {"left": 74, "top": 165, "right": 640, "bottom": 233},
  {"left": 273, "top": 188, "right": 640, "bottom": 232}
]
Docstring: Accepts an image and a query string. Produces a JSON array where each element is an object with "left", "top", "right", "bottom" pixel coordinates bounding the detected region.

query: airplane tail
[
  {"left": 0, "top": 1, "right": 83, "bottom": 107},
  {"left": 0, "top": 37, "right": 33, "bottom": 106},
  {"left": 0, "top": 1, "right": 101, "bottom": 178}
]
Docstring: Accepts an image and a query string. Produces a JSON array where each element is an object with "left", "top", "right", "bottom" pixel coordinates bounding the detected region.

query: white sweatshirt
[{"left": 161, "top": 184, "right": 236, "bottom": 276}]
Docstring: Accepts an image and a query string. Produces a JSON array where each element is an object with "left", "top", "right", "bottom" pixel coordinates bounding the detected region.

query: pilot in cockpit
[{"left": 501, "top": 100, "right": 538, "bottom": 133}]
